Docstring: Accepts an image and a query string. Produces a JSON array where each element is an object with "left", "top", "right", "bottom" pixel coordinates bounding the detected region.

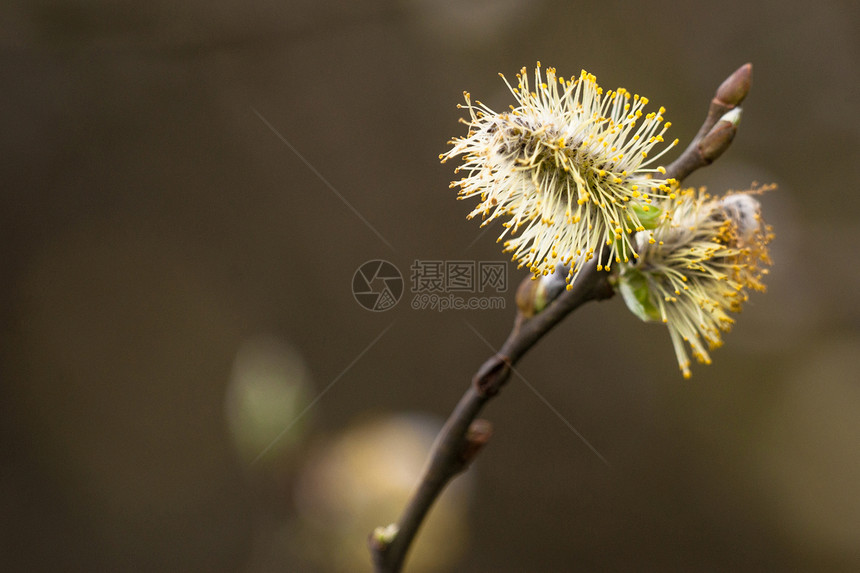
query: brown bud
[
  {"left": 516, "top": 276, "right": 541, "bottom": 318},
  {"left": 515, "top": 272, "right": 566, "bottom": 318},
  {"left": 699, "top": 119, "right": 737, "bottom": 164},
  {"left": 461, "top": 419, "right": 493, "bottom": 465},
  {"left": 715, "top": 63, "right": 752, "bottom": 107}
]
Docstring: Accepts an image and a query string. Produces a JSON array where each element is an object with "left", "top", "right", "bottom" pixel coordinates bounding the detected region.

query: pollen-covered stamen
[
  {"left": 622, "top": 186, "right": 773, "bottom": 378},
  {"left": 442, "top": 64, "right": 680, "bottom": 285}
]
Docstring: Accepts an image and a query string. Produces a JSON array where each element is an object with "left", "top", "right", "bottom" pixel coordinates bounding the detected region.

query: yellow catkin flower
[
  {"left": 619, "top": 186, "right": 774, "bottom": 378},
  {"left": 441, "top": 63, "right": 679, "bottom": 285}
]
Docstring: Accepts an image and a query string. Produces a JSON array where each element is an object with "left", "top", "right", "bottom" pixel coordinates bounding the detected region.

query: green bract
[
  {"left": 617, "top": 266, "right": 661, "bottom": 322},
  {"left": 629, "top": 203, "right": 663, "bottom": 230}
]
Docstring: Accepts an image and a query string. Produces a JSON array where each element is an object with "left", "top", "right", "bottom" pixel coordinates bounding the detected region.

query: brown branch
[
  {"left": 369, "top": 63, "right": 753, "bottom": 573},
  {"left": 370, "top": 262, "right": 612, "bottom": 573}
]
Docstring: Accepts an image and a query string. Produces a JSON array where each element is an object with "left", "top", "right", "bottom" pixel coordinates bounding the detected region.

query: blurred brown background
[{"left": 2, "top": 0, "right": 859, "bottom": 571}]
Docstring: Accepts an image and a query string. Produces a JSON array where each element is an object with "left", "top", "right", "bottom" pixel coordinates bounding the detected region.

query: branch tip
[
  {"left": 370, "top": 523, "right": 399, "bottom": 550},
  {"left": 716, "top": 63, "right": 752, "bottom": 107}
]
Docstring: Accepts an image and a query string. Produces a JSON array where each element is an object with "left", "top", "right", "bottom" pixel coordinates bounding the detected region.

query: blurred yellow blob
[{"left": 293, "top": 414, "right": 473, "bottom": 573}]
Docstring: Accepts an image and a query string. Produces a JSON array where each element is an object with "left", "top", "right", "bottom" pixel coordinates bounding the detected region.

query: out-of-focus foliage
[{"left": 226, "top": 336, "right": 313, "bottom": 465}]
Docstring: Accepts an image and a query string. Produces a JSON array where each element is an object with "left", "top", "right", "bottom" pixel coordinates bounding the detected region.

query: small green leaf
[
  {"left": 629, "top": 203, "right": 663, "bottom": 230},
  {"left": 617, "top": 267, "right": 661, "bottom": 322}
]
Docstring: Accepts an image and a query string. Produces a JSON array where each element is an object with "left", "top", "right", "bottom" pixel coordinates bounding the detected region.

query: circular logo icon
[{"left": 352, "top": 260, "right": 403, "bottom": 312}]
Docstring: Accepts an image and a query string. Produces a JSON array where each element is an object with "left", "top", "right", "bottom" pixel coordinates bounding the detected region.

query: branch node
[{"left": 473, "top": 355, "right": 511, "bottom": 397}]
